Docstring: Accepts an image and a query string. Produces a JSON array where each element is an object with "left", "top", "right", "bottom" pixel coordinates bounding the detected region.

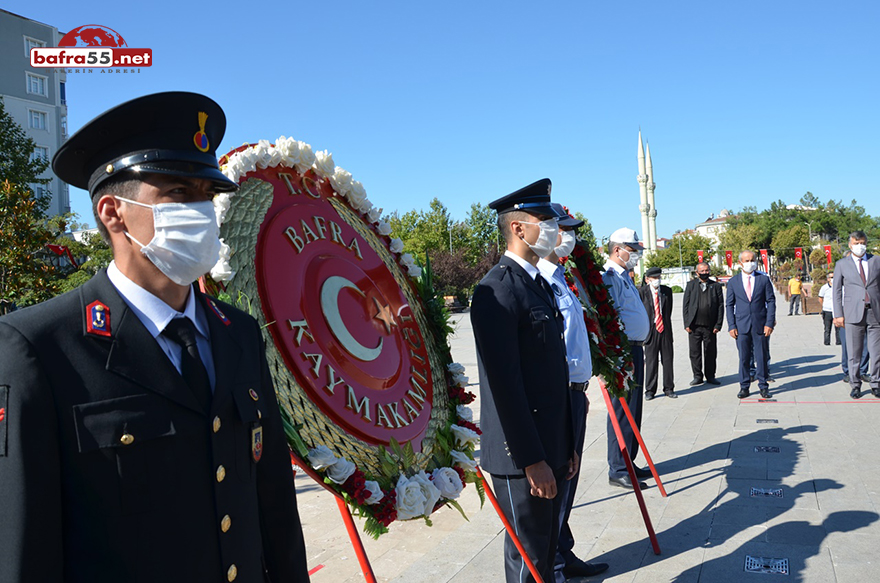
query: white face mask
[
  {"left": 554, "top": 230, "right": 577, "bottom": 257},
  {"left": 648, "top": 278, "right": 660, "bottom": 289},
  {"left": 851, "top": 243, "right": 867, "bottom": 257},
  {"left": 116, "top": 196, "right": 221, "bottom": 286},
  {"left": 520, "top": 219, "right": 560, "bottom": 259},
  {"left": 621, "top": 248, "right": 640, "bottom": 270},
  {"left": 741, "top": 261, "right": 757, "bottom": 273}
]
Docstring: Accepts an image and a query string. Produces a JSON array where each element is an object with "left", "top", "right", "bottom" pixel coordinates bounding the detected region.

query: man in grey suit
[{"left": 832, "top": 231, "right": 880, "bottom": 399}]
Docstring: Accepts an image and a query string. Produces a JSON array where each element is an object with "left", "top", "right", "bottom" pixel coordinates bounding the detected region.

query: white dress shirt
[
  {"left": 742, "top": 271, "right": 755, "bottom": 298},
  {"left": 852, "top": 253, "right": 870, "bottom": 281},
  {"left": 538, "top": 258, "right": 593, "bottom": 383},
  {"left": 107, "top": 261, "right": 216, "bottom": 390},
  {"left": 504, "top": 250, "right": 541, "bottom": 281}
]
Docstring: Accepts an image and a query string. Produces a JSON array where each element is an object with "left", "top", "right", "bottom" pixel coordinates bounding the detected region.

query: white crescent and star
[{"left": 320, "top": 275, "right": 397, "bottom": 362}]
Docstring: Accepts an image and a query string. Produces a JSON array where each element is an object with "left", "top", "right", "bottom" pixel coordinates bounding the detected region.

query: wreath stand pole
[
  {"left": 617, "top": 397, "right": 668, "bottom": 497},
  {"left": 290, "top": 452, "right": 377, "bottom": 582},
  {"left": 598, "top": 381, "right": 661, "bottom": 555},
  {"left": 476, "top": 467, "right": 545, "bottom": 583}
]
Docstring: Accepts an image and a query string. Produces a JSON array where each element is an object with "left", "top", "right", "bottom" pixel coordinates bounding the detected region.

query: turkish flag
[
  {"left": 697, "top": 250, "right": 704, "bottom": 263},
  {"left": 795, "top": 247, "right": 803, "bottom": 260},
  {"left": 824, "top": 245, "right": 832, "bottom": 266},
  {"left": 725, "top": 250, "right": 733, "bottom": 269},
  {"left": 760, "top": 249, "right": 769, "bottom": 272}
]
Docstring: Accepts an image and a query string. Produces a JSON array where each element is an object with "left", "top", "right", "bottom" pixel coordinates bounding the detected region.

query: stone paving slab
[{"left": 293, "top": 291, "right": 879, "bottom": 582}]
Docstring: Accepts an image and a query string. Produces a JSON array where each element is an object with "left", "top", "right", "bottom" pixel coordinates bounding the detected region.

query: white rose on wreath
[
  {"left": 395, "top": 474, "right": 428, "bottom": 520},
  {"left": 307, "top": 445, "right": 338, "bottom": 470},
  {"left": 450, "top": 450, "right": 478, "bottom": 472},
  {"left": 326, "top": 457, "right": 356, "bottom": 484},
  {"left": 363, "top": 481, "right": 384, "bottom": 505},
  {"left": 456, "top": 405, "right": 473, "bottom": 423},
  {"left": 451, "top": 424, "right": 480, "bottom": 448},
  {"left": 389, "top": 238, "right": 405, "bottom": 254},
  {"left": 431, "top": 467, "right": 464, "bottom": 499}
]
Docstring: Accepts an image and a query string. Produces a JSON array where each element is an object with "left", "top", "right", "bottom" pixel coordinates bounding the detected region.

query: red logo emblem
[
  {"left": 0, "top": 408, "right": 5, "bottom": 423},
  {"left": 59, "top": 25, "right": 128, "bottom": 47},
  {"left": 248, "top": 166, "right": 435, "bottom": 448}
]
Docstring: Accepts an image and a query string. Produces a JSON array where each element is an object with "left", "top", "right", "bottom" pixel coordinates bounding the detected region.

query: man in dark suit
[
  {"left": 0, "top": 93, "right": 309, "bottom": 582},
  {"left": 682, "top": 262, "right": 724, "bottom": 386},
  {"left": 726, "top": 250, "right": 777, "bottom": 399},
  {"left": 471, "top": 179, "right": 576, "bottom": 583},
  {"left": 832, "top": 231, "right": 880, "bottom": 399},
  {"left": 640, "top": 266, "right": 676, "bottom": 399}
]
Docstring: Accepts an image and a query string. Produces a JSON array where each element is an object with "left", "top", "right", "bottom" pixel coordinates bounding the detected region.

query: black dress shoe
[
  {"left": 750, "top": 375, "right": 756, "bottom": 382},
  {"left": 759, "top": 389, "right": 771, "bottom": 399},
  {"left": 705, "top": 378, "right": 721, "bottom": 385},
  {"left": 563, "top": 558, "right": 610, "bottom": 578},
  {"left": 843, "top": 374, "right": 851, "bottom": 383},
  {"left": 689, "top": 377, "right": 703, "bottom": 386},
  {"left": 851, "top": 388, "right": 862, "bottom": 399},
  {"left": 664, "top": 390, "right": 678, "bottom": 399},
  {"left": 872, "top": 388, "right": 880, "bottom": 398},
  {"left": 634, "top": 466, "right": 653, "bottom": 479},
  {"left": 737, "top": 388, "right": 750, "bottom": 399},
  {"left": 644, "top": 391, "right": 656, "bottom": 401},
  {"left": 862, "top": 374, "right": 873, "bottom": 383},
  {"left": 609, "top": 475, "right": 647, "bottom": 489}
]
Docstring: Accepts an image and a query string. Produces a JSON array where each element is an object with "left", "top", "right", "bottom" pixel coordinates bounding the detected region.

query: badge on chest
[{"left": 251, "top": 424, "right": 263, "bottom": 462}]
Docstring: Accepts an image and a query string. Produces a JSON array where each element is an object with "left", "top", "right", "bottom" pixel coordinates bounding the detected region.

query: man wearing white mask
[
  {"left": 726, "top": 250, "right": 777, "bottom": 399},
  {"left": 832, "top": 231, "right": 880, "bottom": 398},
  {"left": 472, "top": 179, "right": 577, "bottom": 583},
  {"left": 0, "top": 93, "right": 309, "bottom": 582},
  {"left": 640, "top": 267, "right": 676, "bottom": 399},
  {"left": 537, "top": 204, "right": 609, "bottom": 581},
  {"left": 603, "top": 229, "right": 651, "bottom": 489}
]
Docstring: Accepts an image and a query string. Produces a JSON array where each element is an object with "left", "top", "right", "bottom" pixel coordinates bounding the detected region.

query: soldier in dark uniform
[
  {"left": 0, "top": 92, "right": 309, "bottom": 583},
  {"left": 471, "top": 179, "right": 576, "bottom": 583}
]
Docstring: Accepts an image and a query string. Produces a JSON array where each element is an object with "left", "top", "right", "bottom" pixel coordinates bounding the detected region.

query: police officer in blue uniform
[
  {"left": 0, "top": 92, "right": 309, "bottom": 582},
  {"left": 603, "top": 228, "right": 651, "bottom": 489},
  {"left": 472, "top": 179, "right": 576, "bottom": 583}
]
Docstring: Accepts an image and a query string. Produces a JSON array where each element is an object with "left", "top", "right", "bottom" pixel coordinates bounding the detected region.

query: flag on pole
[
  {"left": 725, "top": 250, "right": 733, "bottom": 269},
  {"left": 697, "top": 250, "right": 704, "bottom": 263},
  {"left": 760, "top": 249, "right": 769, "bottom": 273},
  {"left": 824, "top": 245, "right": 832, "bottom": 266}
]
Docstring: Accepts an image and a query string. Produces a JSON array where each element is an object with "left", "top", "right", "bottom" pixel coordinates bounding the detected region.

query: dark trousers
[
  {"left": 845, "top": 306, "right": 880, "bottom": 390},
  {"left": 822, "top": 311, "right": 841, "bottom": 345},
  {"left": 841, "top": 326, "right": 869, "bottom": 376},
  {"left": 554, "top": 391, "right": 588, "bottom": 582},
  {"left": 608, "top": 346, "right": 644, "bottom": 479},
  {"left": 492, "top": 465, "right": 568, "bottom": 583},
  {"left": 789, "top": 294, "right": 801, "bottom": 315},
  {"left": 644, "top": 329, "right": 674, "bottom": 394},
  {"left": 688, "top": 325, "right": 718, "bottom": 381},
  {"left": 737, "top": 329, "right": 770, "bottom": 390}
]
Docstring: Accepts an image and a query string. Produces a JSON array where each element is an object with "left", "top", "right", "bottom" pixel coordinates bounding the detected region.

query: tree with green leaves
[
  {"left": 0, "top": 180, "right": 59, "bottom": 314},
  {"left": 646, "top": 231, "right": 715, "bottom": 269},
  {"left": 0, "top": 100, "right": 51, "bottom": 213},
  {"left": 770, "top": 224, "right": 809, "bottom": 262}
]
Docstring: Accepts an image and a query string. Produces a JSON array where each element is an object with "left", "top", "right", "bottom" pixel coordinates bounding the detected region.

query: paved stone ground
[{"left": 299, "top": 291, "right": 880, "bottom": 582}]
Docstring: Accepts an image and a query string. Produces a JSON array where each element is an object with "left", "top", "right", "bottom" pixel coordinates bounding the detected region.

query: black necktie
[
  {"left": 163, "top": 318, "right": 212, "bottom": 412},
  {"left": 536, "top": 275, "right": 557, "bottom": 307}
]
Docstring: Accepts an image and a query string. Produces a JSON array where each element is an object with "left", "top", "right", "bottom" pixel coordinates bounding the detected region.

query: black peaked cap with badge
[
  {"left": 52, "top": 91, "right": 238, "bottom": 195},
  {"left": 489, "top": 178, "right": 561, "bottom": 218},
  {"left": 645, "top": 267, "right": 662, "bottom": 278}
]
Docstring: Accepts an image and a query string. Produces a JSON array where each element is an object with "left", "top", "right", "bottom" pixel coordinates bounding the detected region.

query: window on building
[
  {"left": 29, "top": 110, "right": 47, "bottom": 130},
  {"left": 33, "top": 185, "right": 47, "bottom": 200},
  {"left": 24, "top": 36, "right": 45, "bottom": 56},
  {"left": 31, "top": 146, "right": 49, "bottom": 162},
  {"left": 26, "top": 73, "right": 48, "bottom": 96},
  {"left": 61, "top": 115, "right": 68, "bottom": 136},
  {"left": 60, "top": 81, "right": 66, "bottom": 105}
]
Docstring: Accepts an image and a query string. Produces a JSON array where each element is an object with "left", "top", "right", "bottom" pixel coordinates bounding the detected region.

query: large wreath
[
  {"left": 562, "top": 241, "right": 635, "bottom": 398},
  {"left": 205, "top": 138, "right": 482, "bottom": 538}
]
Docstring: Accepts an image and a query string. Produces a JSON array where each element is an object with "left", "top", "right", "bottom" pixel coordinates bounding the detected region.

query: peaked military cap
[
  {"left": 550, "top": 202, "right": 584, "bottom": 229},
  {"left": 52, "top": 91, "right": 238, "bottom": 196},
  {"left": 645, "top": 266, "right": 662, "bottom": 278},
  {"left": 490, "top": 178, "right": 560, "bottom": 217}
]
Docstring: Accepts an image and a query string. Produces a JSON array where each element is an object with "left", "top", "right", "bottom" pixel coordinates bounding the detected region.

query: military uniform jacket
[
  {"left": 0, "top": 271, "right": 309, "bottom": 583},
  {"left": 471, "top": 255, "right": 574, "bottom": 476}
]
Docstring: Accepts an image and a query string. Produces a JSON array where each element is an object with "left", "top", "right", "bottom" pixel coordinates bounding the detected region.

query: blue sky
[{"left": 12, "top": 0, "right": 880, "bottom": 242}]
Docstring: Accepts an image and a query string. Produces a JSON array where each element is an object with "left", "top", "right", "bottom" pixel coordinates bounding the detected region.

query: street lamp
[{"left": 448, "top": 224, "right": 453, "bottom": 252}]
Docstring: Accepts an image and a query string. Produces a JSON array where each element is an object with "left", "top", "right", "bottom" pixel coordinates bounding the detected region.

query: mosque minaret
[{"left": 637, "top": 130, "right": 658, "bottom": 254}]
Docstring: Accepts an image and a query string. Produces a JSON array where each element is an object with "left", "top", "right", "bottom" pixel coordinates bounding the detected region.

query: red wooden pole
[
  {"left": 618, "top": 398, "right": 668, "bottom": 497},
  {"left": 476, "top": 467, "right": 545, "bottom": 583},
  {"left": 290, "top": 452, "right": 378, "bottom": 582},
  {"left": 599, "top": 381, "right": 661, "bottom": 555}
]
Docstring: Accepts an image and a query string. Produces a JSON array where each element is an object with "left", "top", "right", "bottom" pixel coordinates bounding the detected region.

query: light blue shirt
[
  {"left": 602, "top": 260, "right": 650, "bottom": 342},
  {"left": 538, "top": 259, "right": 593, "bottom": 382},
  {"left": 106, "top": 261, "right": 216, "bottom": 391}
]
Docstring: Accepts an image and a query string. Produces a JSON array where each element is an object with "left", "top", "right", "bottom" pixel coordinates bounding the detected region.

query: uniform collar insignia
[
  {"left": 86, "top": 300, "right": 112, "bottom": 337},
  {"left": 206, "top": 297, "right": 231, "bottom": 326}
]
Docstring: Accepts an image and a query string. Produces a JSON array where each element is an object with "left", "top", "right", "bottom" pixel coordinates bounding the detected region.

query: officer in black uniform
[
  {"left": 0, "top": 92, "right": 309, "bottom": 583},
  {"left": 471, "top": 179, "right": 576, "bottom": 583}
]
